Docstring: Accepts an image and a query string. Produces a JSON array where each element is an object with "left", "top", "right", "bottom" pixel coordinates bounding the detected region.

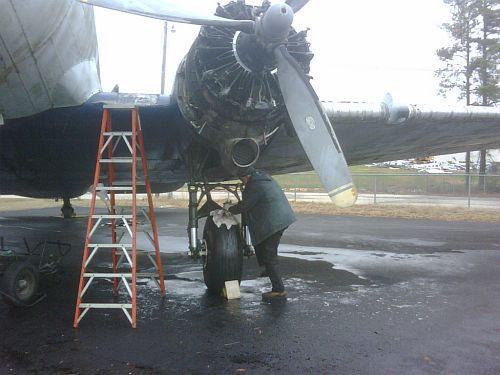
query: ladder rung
[
  {"left": 92, "top": 214, "right": 133, "bottom": 219},
  {"left": 96, "top": 186, "right": 134, "bottom": 191},
  {"left": 108, "top": 247, "right": 156, "bottom": 256},
  {"left": 88, "top": 244, "right": 133, "bottom": 248},
  {"left": 99, "top": 157, "right": 141, "bottom": 163},
  {"left": 103, "top": 131, "right": 133, "bottom": 136},
  {"left": 103, "top": 104, "right": 137, "bottom": 110},
  {"left": 79, "top": 303, "right": 133, "bottom": 309},
  {"left": 83, "top": 272, "right": 159, "bottom": 278},
  {"left": 84, "top": 273, "right": 132, "bottom": 278}
]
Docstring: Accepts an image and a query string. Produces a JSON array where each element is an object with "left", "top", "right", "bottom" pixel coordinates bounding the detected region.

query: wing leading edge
[{"left": 321, "top": 101, "right": 500, "bottom": 165}]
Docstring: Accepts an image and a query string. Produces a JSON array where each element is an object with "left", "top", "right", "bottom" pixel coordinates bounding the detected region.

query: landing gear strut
[
  {"left": 187, "top": 182, "right": 252, "bottom": 295},
  {"left": 60, "top": 197, "right": 75, "bottom": 219}
]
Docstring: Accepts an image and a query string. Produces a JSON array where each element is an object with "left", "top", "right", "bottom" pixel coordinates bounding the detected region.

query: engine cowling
[{"left": 174, "top": 1, "right": 312, "bottom": 176}]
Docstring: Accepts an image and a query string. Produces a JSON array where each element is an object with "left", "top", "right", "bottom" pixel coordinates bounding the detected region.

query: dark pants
[{"left": 255, "top": 229, "right": 285, "bottom": 292}]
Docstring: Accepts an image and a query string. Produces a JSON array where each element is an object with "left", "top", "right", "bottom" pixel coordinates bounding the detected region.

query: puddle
[{"left": 279, "top": 244, "right": 477, "bottom": 279}]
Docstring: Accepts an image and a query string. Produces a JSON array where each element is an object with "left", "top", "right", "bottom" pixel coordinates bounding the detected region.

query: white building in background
[
  {"left": 434, "top": 150, "right": 500, "bottom": 166},
  {"left": 371, "top": 150, "right": 499, "bottom": 172}
]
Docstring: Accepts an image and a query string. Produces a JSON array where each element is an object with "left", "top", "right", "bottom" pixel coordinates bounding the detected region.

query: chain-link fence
[
  {"left": 276, "top": 172, "right": 500, "bottom": 194},
  {"left": 274, "top": 172, "right": 500, "bottom": 208},
  {"left": 168, "top": 172, "right": 500, "bottom": 208}
]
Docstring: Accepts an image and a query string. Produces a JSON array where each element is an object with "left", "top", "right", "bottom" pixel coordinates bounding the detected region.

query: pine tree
[
  {"left": 475, "top": 1, "right": 500, "bottom": 183},
  {"left": 474, "top": 0, "right": 500, "bottom": 105},
  {"left": 436, "top": 0, "right": 480, "bottom": 105},
  {"left": 436, "top": 0, "right": 500, "bottom": 187}
]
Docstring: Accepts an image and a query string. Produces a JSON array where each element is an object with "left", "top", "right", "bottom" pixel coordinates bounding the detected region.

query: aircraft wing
[
  {"left": 325, "top": 101, "right": 500, "bottom": 165},
  {"left": 257, "top": 100, "right": 500, "bottom": 174}
]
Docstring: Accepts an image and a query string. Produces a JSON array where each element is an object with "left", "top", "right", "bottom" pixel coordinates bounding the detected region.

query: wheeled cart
[{"left": 0, "top": 237, "right": 71, "bottom": 306}]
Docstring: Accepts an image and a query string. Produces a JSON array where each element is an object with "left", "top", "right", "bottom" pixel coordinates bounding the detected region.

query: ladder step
[
  {"left": 103, "top": 104, "right": 137, "bottom": 110},
  {"left": 86, "top": 244, "right": 156, "bottom": 255},
  {"left": 84, "top": 273, "right": 132, "bottom": 278},
  {"left": 88, "top": 244, "right": 133, "bottom": 248},
  {"left": 92, "top": 214, "right": 133, "bottom": 219},
  {"left": 103, "top": 131, "right": 133, "bottom": 136},
  {"left": 100, "top": 157, "right": 142, "bottom": 163},
  {"left": 83, "top": 272, "right": 159, "bottom": 278},
  {"left": 96, "top": 186, "right": 134, "bottom": 191},
  {"left": 79, "top": 303, "right": 133, "bottom": 309}
]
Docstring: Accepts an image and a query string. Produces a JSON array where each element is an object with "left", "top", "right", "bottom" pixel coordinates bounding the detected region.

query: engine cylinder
[{"left": 174, "top": 1, "right": 312, "bottom": 174}]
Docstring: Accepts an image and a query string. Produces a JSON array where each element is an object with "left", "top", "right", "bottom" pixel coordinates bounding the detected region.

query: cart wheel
[{"left": 1, "top": 262, "right": 39, "bottom": 307}]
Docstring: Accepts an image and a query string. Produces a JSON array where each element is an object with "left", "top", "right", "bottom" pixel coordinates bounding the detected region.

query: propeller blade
[
  {"left": 285, "top": 0, "right": 310, "bottom": 13},
  {"left": 80, "top": 0, "right": 254, "bottom": 32},
  {"left": 274, "top": 45, "right": 357, "bottom": 207}
]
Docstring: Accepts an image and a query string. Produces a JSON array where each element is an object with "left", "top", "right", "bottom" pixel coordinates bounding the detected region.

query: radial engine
[{"left": 174, "top": 1, "right": 312, "bottom": 176}]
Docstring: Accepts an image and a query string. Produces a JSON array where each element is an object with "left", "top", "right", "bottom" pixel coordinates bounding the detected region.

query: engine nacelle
[{"left": 174, "top": 1, "right": 312, "bottom": 176}]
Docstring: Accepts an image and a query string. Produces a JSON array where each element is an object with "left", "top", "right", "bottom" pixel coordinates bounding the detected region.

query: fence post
[
  {"left": 467, "top": 173, "right": 471, "bottom": 208},
  {"left": 373, "top": 175, "right": 377, "bottom": 204}
]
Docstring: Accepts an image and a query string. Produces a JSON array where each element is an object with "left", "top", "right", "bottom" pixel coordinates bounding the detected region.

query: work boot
[{"left": 262, "top": 290, "right": 287, "bottom": 301}]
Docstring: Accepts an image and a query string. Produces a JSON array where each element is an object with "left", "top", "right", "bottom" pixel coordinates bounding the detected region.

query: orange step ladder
[{"left": 73, "top": 104, "right": 165, "bottom": 328}]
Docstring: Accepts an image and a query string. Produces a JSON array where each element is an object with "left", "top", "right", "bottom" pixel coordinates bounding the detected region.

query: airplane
[{"left": 1, "top": 0, "right": 500, "bottom": 302}]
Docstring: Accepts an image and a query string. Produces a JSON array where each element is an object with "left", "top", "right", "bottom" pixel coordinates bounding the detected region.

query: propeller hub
[
  {"left": 233, "top": 32, "right": 276, "bottom": 73},
  {"left": 257, "top": 3, "right": 294, "bottom": 43}
]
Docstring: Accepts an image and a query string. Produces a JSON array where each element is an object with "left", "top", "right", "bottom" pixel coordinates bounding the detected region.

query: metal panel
[{"left": 0, "top": 0, "right": 101, "bottom": 119}]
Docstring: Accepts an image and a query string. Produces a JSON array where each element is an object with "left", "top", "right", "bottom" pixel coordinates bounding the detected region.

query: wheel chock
[{"left": 223, "top": 280, "right": 240, "bottom": 300}]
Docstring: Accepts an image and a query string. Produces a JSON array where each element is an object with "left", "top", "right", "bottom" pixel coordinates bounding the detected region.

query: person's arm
[{"left": 228, "top": 183, "right": 262, "bottom": 215}]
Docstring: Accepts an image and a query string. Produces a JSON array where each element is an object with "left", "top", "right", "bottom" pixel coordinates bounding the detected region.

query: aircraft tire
[
  {"left": 1, "top": 261, "right": 39, "bottom": 307},
  {"left": 202, "top": 217, "right": 243, "bottom": 295},
  {"left": 61, "top": 206, "right": 74, "bottom": 219}
]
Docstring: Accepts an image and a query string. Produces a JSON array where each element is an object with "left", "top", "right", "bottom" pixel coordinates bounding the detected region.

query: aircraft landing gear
[
  {"left": 60, "top": 197, "right": 75, "bottom": 219},
  {"left": 187, "top": 182, "right": 249, "bottom": 295},
  {"left": 202, "top": 215, "right": 243, "bottom": 294}
]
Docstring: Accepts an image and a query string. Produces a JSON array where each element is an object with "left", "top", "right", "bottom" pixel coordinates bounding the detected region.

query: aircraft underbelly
[
  {"left": 0, "top": 97, "right": 189, "bottom": 198},
  {"left": 0, "top": 0, "right": 101, "bottom": 120}
]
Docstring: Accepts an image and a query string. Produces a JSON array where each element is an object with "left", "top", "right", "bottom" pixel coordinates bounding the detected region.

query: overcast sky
[{"left": 94, "top": 0, "right": 455, "bottom": 105}]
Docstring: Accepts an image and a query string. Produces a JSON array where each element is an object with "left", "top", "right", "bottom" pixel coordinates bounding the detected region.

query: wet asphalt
[{"left": 0, "top": 206, "right": 499, "bottom": 374}]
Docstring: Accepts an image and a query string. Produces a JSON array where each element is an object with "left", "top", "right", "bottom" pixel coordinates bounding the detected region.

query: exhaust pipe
[{"left": 224, "top": 138, "right": 260, "bottom": 169}]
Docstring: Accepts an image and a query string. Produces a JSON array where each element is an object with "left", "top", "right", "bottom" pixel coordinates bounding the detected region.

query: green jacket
[{"left": 229, "top": 170, "right": 296, "bottom": 245}]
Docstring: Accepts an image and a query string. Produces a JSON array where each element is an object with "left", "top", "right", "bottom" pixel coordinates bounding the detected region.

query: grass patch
[
  {"left": 274, "top": 170, "right": 500, "bottom": 196},
  {"left": 1, "top": 197, "right": 498, "bottom": 224},
  {"left": 289, "top": 202, "right": 500, "bottom": 223}
]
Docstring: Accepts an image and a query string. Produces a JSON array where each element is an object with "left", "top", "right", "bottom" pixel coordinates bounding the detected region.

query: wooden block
[{"left": 223, "top": 280, "right": 240, "bottom": 300}]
